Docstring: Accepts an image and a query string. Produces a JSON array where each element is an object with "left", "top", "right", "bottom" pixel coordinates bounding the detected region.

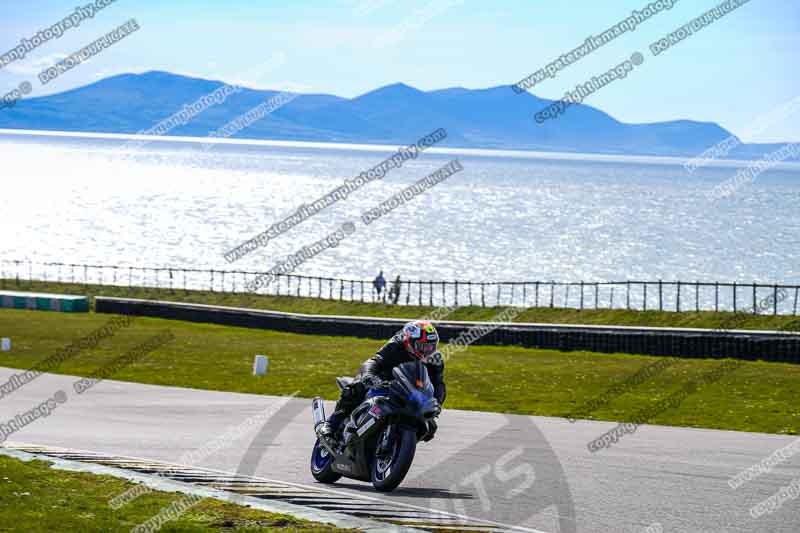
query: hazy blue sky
[{"left": 2, "top": 0, "right": 798, "bottom": 142}]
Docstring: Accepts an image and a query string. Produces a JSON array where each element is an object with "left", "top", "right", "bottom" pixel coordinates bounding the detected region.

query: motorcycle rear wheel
[
  {"left": 371, "top": 426, "right": 417, "bottom": 492},
  {"left": 310, "top": 438, "right": 341, "bottom": 483}
]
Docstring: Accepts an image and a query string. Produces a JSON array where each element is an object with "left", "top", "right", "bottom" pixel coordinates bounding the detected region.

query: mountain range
[{"left": 0, "top": 70, "right": 794, "bottom": 160}]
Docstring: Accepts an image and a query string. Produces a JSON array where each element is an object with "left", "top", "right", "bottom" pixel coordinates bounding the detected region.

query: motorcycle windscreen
[{"left": 392, "top": 361, "right": 435, "bottom": 397}]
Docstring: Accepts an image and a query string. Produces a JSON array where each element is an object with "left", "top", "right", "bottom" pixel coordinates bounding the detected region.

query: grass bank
[
  {"left": 1, "top": 309, "right": 798, "bottom": 435},
  {"left": 3, "top": 278, "right": 800, "bottom": 331},
  {"left": 0, "top": 455, "right": 351, "bottom": 532}
]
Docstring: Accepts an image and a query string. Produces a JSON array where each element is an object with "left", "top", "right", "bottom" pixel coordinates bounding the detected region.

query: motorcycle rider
[{"left": 318, "top": 319, "right": 445, "bottom": 441}]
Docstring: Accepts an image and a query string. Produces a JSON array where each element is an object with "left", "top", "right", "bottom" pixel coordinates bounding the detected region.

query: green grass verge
[
  {"left": 1, "top": 309, "right": 798, "bottom": 435},
  {"left": 0, "top": 455, "right": 352, "bottom": 532},
  {"left": 3, "top": 278, "right": 800, "bottom": 331}
]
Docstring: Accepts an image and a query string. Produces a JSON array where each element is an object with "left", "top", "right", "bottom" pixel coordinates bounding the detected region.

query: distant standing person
[
  {"left": 373, "top": 270, "right": 386, "bottom": 301},
  {"left": 390, "top": 275, "right": 402, "bottom": 304}
]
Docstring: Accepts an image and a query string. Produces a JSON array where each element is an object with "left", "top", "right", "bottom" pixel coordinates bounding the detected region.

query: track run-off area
[{"left": 1, "top": 367, "right": 798, "bottom": 532}]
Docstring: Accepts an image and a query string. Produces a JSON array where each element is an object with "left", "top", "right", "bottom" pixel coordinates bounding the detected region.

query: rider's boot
[{"left": 317, "top": 412, "right": 344, "bottom": 439}]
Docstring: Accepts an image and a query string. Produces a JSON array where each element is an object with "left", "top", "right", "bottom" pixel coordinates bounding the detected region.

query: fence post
[
  {"left": 774, "top": 284, "right": 778, "bottom": 315},
  {"left": 298, "top": 277, "right": 302, "bottom": 298},
  {"left": 753, "top": 283, "right": 757, "bottom": 315},
  {"left": 455, "top": 281, "right": 459, "bottom": 307},
  {"left": 429, "top": 281, "right": 433, "bottom": 306},
  {"left": 329, "top": 279, "right": 333, "bottom": 300},
  {"left": 715, "top": 282, "right": 719, "bottom": 312},
  {"left": 339, "top": 279, "right": 344, "bottom": 300},
  {"left": 468, "top": 281, "right": 473, "bottom": 306},
  {"left": 794, "top": 287, "right": 799, "bottom": 316},
  {"left": 481, "top": 283, "right": 486, "bottom": 307},
  {"left": 360, "top": 280, "right": 364, "bottom": 302},
  {"left": 565, "top": 284, "right": 570, "bottom": 309},
  {"left": 594, "top": 283, "right": 599, "bottom": 309},
  {"left": 733, "top": 282, "right": 737, "bottom": 313},
  {"left": 658, "top": 280, "right": 663, "bottom": 311},
  {"left": 418, "top": 281, "right": 422, "bottom": 306},
  {"left": 441, "top": 281, "right": 446, "bottom": 306},
  {"left": 579, "top": 281, "right": 584, "bottom": 310},
  {"left": 676, "top": 281, "right": 681, "bottom": 312},
  {"left": 643, "top": 283, "right": 647, "bottom": 312},
  {"left": 522, "top": 283, "right": 527, "bottom": 307},
  {"left": 496, "top": 284, "right": 501, "bottom": 306},
  {"left": 610, "top": 287, "right": 615, "bottom": 309},
  {"left": 535, "top": 282, "right": 540, "bottom": 308},
  {"left": 550, "top": 282, "right": 555, "bottom": 308},
  {"left": 695, "top": 282, "right": 699, "bottom": 312},
  {"left": 626, "top": 281, "right": 631, "bottom": 310},
  {"left": 405, "top": 281, "right": 411, "bottom": 305},
  {"left": 210, "top": 270, "right": 214, "bottom": 292}
]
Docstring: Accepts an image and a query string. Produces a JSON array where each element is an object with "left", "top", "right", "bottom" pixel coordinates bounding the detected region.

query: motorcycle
[{"left": 310, "top": 360, "right": 441, "bottom": 492}]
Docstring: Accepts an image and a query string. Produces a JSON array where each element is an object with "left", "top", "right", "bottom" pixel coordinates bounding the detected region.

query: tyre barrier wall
[
  {"left": 1, "top": 290, "right": 89, "bottom": 312},
  {"left": 95, "top": 297, "right": 800, "bottom": 364}
]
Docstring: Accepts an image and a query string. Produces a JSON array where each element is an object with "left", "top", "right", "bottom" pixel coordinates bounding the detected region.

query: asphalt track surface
[{"left": 1, "top": 367, "right": 798, "bottom": 533}]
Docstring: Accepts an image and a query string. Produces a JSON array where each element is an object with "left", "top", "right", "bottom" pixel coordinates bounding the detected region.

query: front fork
[{"left": 376, "top": 423, "right": 396, "bottom": 458}]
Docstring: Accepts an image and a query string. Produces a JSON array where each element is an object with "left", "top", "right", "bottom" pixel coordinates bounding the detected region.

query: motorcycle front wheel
[{"left": 371, "top": 425, "right": 417, "bottom": 492}]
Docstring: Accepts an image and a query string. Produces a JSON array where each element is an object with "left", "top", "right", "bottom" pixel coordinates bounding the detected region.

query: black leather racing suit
[{"left": 332, "top": 333, "right": 446, "bottom": 427}]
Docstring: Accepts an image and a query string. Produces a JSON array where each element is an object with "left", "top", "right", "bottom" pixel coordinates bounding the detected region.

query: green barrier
[{"left": 0, "top": 291, "right": 89, "bottom": 313}]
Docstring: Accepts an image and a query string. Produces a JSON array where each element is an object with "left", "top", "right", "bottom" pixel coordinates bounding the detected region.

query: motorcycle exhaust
[{"left": 312, "top": 397, "right": 326, "bottom": 429}]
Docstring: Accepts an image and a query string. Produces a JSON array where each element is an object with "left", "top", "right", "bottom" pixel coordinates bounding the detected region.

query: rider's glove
[
  {"left": 361, "top": 374, "right": 388, "bottom": 390},
  {"left": 422, "top": 418, "right": 438, "bottom": 442},
  {"left": 341, "top": 381, "right": 365, "bottom": 401}
]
